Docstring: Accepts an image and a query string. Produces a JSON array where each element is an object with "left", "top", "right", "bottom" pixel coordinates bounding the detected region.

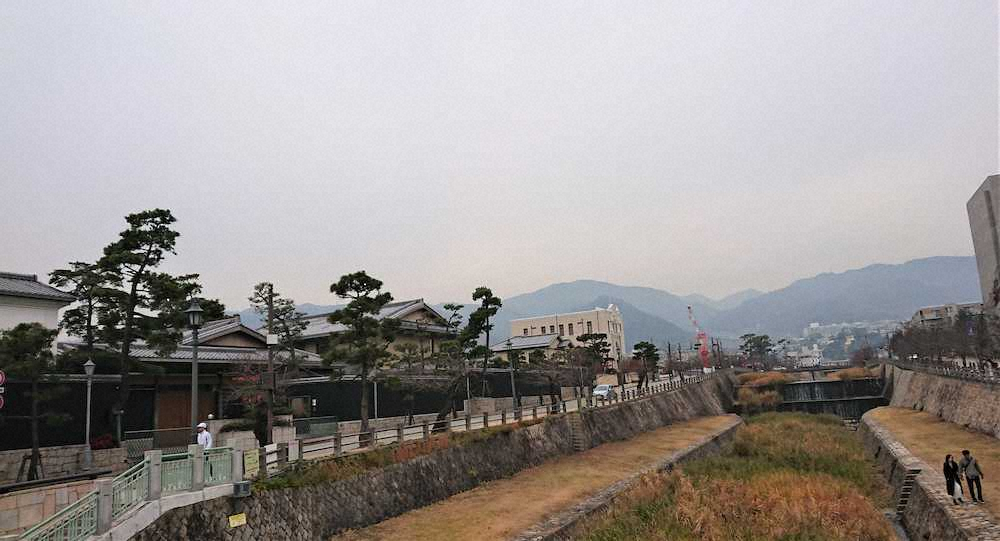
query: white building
[
  {"left": 0, "top": 272, "right": 75, "bottom": 332},
  {"left": 509, "top": 304, "right": 626, "bottom": 367}
]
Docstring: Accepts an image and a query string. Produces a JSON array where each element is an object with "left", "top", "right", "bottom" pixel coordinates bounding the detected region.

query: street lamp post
[
  {"left": 83, "top": 359, "right": 95, "bottom": 470},
  {"left": 186, "top": 299, "right": 204, "bottom": 444}
]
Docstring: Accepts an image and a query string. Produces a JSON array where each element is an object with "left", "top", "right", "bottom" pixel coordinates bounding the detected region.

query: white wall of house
[{"left": 0, "top": 294, "right": 64, "bottom": 331}]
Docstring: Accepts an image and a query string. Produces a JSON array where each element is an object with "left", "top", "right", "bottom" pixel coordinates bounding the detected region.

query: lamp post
[
  {"left": 83, "top": 359, "right": 95, "bottom": 470},
  {"left": 186, "top": 299, "right": 204, "bottom": 444}
]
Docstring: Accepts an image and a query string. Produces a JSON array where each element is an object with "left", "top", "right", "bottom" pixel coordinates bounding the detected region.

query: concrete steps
[
  {"left": 895, "top": 469, "right": 921, "bottom": 519},
  {"left": 568, "top": 414, "right": 587, "bottom": 453}
]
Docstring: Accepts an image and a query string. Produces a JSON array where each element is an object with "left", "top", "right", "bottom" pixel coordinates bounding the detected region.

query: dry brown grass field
[{"left": 333, "top": 415, "right": 738, "bottom": 541}]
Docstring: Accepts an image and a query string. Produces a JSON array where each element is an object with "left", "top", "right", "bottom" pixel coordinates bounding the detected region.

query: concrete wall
[
  {"left": 967, "top": 174, "right": 1000, "bottom": 310},
  {"left": 0, "top": 445, "right": 126, "bottom": 485},
  {"left": 130, "top": 372, "right": 736, "bottom": 540},
  {"left": 0, "top": 479, "right": 95, "bottom": 537},
  {"left": 859, "top": 412, "right": 1000, "bottom": 540},
  {"left": 887, "top": 364, "right": 1000, "bottom": 437}
]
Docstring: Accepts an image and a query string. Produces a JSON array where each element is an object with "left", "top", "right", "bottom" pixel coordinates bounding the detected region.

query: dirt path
[
  {"left": 868, "top": 407, "right": 1000, "bottom": 518},
  {"left": 333, "top": 415, "right": 739, "bottom": 541}
]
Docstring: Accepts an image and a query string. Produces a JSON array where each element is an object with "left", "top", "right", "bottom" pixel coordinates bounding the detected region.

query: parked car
[{"left": 593, "top": 384, "right": 618, "bottom": 401}]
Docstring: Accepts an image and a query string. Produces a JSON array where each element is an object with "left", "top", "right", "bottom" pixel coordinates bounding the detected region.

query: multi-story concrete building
[
  {"left": 908, "top": 302, "right": 983, "bottom": 329},
  {"left": 509, "top": 304, "right": 626, "bottom": 366},
  {"left": 967, "top": 174, "right": 1000, "bottom": 310}
]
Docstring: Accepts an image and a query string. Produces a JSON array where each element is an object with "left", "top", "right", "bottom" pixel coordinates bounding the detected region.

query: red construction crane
[{"left": 687, "top": 306, "right": 711, "bottom": 370}]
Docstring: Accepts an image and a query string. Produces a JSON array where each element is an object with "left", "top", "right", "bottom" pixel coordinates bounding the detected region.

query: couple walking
[{"left": 944, "top": 450, "right": 985, "bottom": 505}]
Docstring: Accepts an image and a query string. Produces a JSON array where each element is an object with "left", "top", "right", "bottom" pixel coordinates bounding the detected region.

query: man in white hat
[{"left": 196, "top": 422, "right": 213, "bottom": 450}]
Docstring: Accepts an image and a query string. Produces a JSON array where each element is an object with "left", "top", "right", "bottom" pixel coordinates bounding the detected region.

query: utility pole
[
  {"left": 667, "top": 342, "right": 673, "bottom": 382},
  {"left": 265, "top": 284, "right": 275, "bottom": 445}
]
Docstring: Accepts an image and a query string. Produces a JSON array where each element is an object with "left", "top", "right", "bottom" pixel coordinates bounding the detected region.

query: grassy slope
[{"left": 580, "top": 413, "right": 894, "bottom": 541}]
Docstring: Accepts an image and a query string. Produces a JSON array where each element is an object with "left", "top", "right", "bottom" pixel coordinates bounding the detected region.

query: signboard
[
  {"left": 243, "top": 450, "right": 260, "bottom": 479},
  {"left": 228, "top": 513, "right": 247, "bottom": 528},
  {"left": 0, "top": 370, "right": 5, "bottom": 386},
  {"left": 0, "top": 396, "right": 4, "bottom": 410}
]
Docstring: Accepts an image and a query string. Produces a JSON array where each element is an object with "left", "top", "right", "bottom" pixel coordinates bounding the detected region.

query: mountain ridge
[{"left": 231, "top": 256, "right": 979, "bottom": 345}]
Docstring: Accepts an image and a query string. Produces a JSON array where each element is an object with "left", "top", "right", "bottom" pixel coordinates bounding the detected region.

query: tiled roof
[
  {"left": 129, "top": 343, "right": 325, "bottom": 367},
  {"left": 0, "top": 272, "right": 76, "bottom": 303},
  {"left": 181, "top": 316, "right": 265, "bottom": 346},
  {"left": 60, "top": 339, "right": 326, "bottom": 368},
  {"left": 298, "top": 299, "right": 453, "bottom": 339},
  {"left": 490, "top": 334, "right": 564, "bottom": 352}
]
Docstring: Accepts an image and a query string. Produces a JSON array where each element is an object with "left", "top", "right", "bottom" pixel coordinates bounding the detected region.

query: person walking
[
  {"left": 960, "top": 449, "right": 985, "bottom": 503},
  {"left": 196, "top": 422, "right": 213, "bottom": 449},
  {"left": 944, "top": 454, "right": 964, "bottom": 504},
  {"left": 197, "top": 422, "right": 214, "bottom": 478}
]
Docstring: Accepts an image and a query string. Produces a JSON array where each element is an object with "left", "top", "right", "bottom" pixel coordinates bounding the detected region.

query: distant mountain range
[{"left": 232, "top": 256, "right": 980, "bottom": 349}]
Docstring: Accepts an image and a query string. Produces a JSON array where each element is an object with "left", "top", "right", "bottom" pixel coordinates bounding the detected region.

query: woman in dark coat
[{"left": 945, "top": 454, "right": 964, "bottom": 504}]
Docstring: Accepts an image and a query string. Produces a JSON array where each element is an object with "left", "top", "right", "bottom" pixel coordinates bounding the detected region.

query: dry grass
[
  {"left": 868, "top": 407, "right": 999, "bottom": 519},
  {"left": 579, "top": 413, "right": 894, "bottom": 541},
  {"left": 737, "top": 371, "right": 792, "bottom": 387},
  {"left": 736, "top": 387, "right": 781, "bottom": 413},
  {"left": 829, "top": 367, "right": 880, "bottom": 380},
  {"left": 333, "top": 416, "right": 739, "bottom": 541}
]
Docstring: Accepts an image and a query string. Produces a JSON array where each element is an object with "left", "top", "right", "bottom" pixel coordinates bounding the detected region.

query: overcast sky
[{"left": 1, "top": 1, "right": 997, "bottom": 309}]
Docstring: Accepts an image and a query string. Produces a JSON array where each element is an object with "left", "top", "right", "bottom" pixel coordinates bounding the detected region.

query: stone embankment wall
[
  {"left": 0, "top": 479, "right": 95, "bottom": 538},
  {"left": 0, "top": 445, "right": 125, "bottom": 485},
  {"left": 887, "top": 364, "right": 1000, "bottom": 437},
  {"left": 859, "top": 412, "right": 1000, "bottom": 540},
  {"left": 132, "top": 372, "right": 736, "bottom": 541}
]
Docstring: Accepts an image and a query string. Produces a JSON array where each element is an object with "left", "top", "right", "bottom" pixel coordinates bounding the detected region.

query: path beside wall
[
  {"left": 887, "top": 364, "right": 1000, "bottom": 437},
  {"left": 859, "top": 411, "right": 1000, "bottom": 540},
  {"left": 131, "top": 372, "right": 736, "bottom": 541}
]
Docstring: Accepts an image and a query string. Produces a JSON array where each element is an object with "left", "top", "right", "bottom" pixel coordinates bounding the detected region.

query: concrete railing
[
  {"left": 284, "top": 372, "right": 718, "bottom": 467},
  {"left": 889, "top": 358, "right": 1000, "bottom": 385},
  {"left": 17, "top": 446, "right": 240, "bottom": 541}
]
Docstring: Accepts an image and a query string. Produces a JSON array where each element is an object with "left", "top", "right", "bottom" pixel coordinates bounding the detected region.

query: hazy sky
[{"left": 1, "top": 1, "right": 997, "bottom": 309}]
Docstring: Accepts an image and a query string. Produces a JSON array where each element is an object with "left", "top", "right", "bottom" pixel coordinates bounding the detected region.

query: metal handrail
[
  {"left": 18, "top": 446, "right": 237, "bottom": 541},
  {"left": 111, "top": 459, "right": 149, "bottom": 521},
  {"left": 205, "top": 447, "right": 233, "bottom": 486},
  {"left": 160, "top": 451, "right": 193, "bottom": 494},
  {"left": 19, "top": 491, "right": 98, "bottom": 541}
]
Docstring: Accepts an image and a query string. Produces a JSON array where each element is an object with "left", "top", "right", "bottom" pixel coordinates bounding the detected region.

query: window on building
[
  {"left": 523, "top": 328, "right": 528, "bottom": 335},
  {"left": 549, "top": 325, "right": 555, "bottom": 334},
  {"left": 568, "top": 323, "right": 574, "bottom": 335},
  {"left": 558, "top": 324, "right": 564, "bottom": 335},
  {"left": 587, "top": 321, "right": 593, "bottom": 333}
]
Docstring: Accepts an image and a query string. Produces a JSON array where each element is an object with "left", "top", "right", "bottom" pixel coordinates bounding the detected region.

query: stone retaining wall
[
  {"left": 0, "top": 446, "right": 126, "bottom": 485},
  {"left": 0, "top": 479, "right": 96, "bottom": 538},
  {"left": 887, "top": 364, "right": 1000, "bottom": 437},
  {"left": 859, "top": 412, "right": 1000, "bottom": 540},
  {"left": 131, "top": 372, "right": 736, "bottom": 541}
]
